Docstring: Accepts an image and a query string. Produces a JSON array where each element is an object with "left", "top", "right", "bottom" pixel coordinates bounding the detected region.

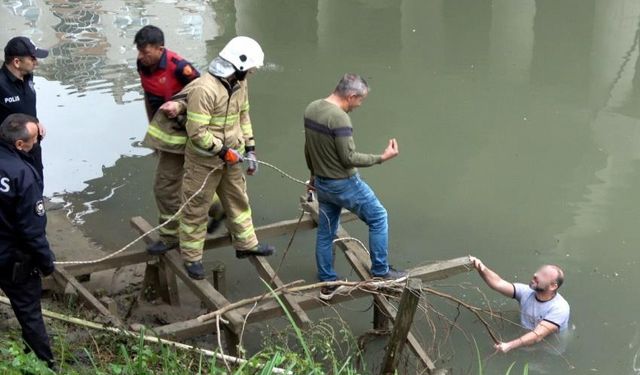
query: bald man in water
[{"left": 470, "top": 257, "right": 570, "bottom": 353}]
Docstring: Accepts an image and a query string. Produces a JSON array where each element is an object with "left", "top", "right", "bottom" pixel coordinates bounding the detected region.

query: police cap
[{"left": 4, "top": 36, "right": 49, "bottom": 59}]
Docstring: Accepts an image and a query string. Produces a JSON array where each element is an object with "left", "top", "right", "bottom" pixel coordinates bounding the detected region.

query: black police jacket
[
  {"left": 0, "top": 141, "right": 54, "bottom": 274},
  {"left": 0, "top": 65, "right": 37, "bottom": 124}
]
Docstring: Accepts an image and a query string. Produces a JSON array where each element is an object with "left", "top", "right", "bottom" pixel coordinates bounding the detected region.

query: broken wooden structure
[{"left": 47, "top": 197, "right": 473, "bottom": 374}]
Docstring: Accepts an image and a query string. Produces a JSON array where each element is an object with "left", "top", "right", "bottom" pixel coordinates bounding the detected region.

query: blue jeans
[{"left": 314, "top": 174, "right": 390, "bottom": 281}]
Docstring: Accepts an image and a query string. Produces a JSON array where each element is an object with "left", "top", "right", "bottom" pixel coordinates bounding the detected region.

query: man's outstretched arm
[
  {"left": 494, "top": 320, "right": 558, "bottom": 353},
  {"left": 469, "top": 256, "right": 514, "bottom": 298}
]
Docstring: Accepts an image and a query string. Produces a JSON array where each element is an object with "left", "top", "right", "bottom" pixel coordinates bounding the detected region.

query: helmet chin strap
[{"left": 234, "top": 69, "right": 248, "bottom": 81}]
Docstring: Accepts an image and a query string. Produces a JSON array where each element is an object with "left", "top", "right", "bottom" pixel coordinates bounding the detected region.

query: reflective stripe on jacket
[
  {"left": 184, "top": 73, "right": 254, "bottom": 156},
  {"left": 143, "top": 73, "right": 254, "bottom": 154},
  {"left": 141, "top": 84, "right": 195, "bottom": 153}
]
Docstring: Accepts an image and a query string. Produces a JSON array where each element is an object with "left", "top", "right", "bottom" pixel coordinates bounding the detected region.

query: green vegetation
[
  {"left": 473, "top": 336, "right": 529, "bottom": 375},
  {"left": 0, "top": 312, "right": 366, "bottom": 374},
  {"left": 0, "top": 285, "right": 528, "bottom": 374}
]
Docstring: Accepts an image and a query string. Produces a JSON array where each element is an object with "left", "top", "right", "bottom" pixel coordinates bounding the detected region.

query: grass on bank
[
  {"left": 0, "top": 283, "right": 529, "bottom": 374},
  {"left": 0, "top": 324, "right": 365, "bottom": 375},
  {"left": 0, "top": 306, "right": 367, "bottom": 375}
]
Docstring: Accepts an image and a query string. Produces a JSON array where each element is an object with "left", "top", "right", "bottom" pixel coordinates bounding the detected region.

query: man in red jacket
[
  {"left": 136, "top": 26, "right": 225, "bottom": 254},
  {"left": 135, "top": 25, "right": 199, "bottom": 121}
]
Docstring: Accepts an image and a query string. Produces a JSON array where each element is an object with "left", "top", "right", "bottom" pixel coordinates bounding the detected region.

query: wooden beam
[
  {"left": 158, "top": 259, "right": 180, "bottom": 305},
  {"left": 373, "top": 301, "right": 390, "bottom": 331},
  {"left": 153, "top": 289, "right": 369, "bottom": 340},
  {"left": 247, "top": 257, "right": 472, "bottom": 322},
  {"left": 153, "top": 257, "right": 472, "bottom": 340},
  {"left": 338, "top": 227, "right": 435, "bottom": 371},
  {"left": 160, "top": 250, "right": 245, "bottom": 335},
  {"left": 248, "top": 256, "right": 312, "bottom": 329},
  {"left": 381, "top": 278, "right": 422, "bottom": 375},
  {"left": 203, "top": 210, "right": 356, "bottom": 249},
  {"left": 43, "top": 212, "right": 358, "bottom": 283},
  {"left": 52, "top": 267, "right": 123, "bottom": 327},
  {"left": 302, "top": 198, "right": 436, "bottom": 372},
  {"left": 408, "top": 257, "right": 473, "bottom": 283},
  {"left": 99, "top": 296, "right": 119, "bottom": 317},
  {"left": 211, "top": 261, "right": 226, "bottom": 295}
]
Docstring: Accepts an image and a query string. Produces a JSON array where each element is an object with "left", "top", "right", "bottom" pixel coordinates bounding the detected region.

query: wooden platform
[{"left": 48, "top": 199, "right": 473, "bottom": 374}]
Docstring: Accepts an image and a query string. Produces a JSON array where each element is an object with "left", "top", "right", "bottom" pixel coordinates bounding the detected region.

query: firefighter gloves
[
  {"left": 245, "top": 150, "right": 258, "bottom": 175},
  {"left": 218, "top": 146, "right": 244, "bottom": 166}
]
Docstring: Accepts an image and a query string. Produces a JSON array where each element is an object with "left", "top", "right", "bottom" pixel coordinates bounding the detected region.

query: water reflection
[
  {"left": 554, "top": 1, "right": 640, "bottom": 250},
  {"left": 1, "top": 0, "right": 224, "bottom": 198},
  {"left": 43, "top": 1, "right": 123, "bottom": 100}
]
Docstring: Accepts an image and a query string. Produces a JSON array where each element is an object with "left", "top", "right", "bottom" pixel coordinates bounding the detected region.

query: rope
[
  {"left": 254, "top": 159, "right": 308, "bottom": 186},
  {"left": 333, "top": 237, "right": 370, "bottom": 255},
  {"left": 53, "top": 158, "right": 307, "bottom": 266},
  {"left": 54, "top": 165, "right": 222, "bottom": 265}
]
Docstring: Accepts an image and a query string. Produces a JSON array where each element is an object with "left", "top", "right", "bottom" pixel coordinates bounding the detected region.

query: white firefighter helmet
[{"left": 219, "top": 36, "right": 264, "bottom": 72}]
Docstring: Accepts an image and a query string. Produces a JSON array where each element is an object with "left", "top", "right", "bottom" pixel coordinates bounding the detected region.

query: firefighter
[
  {"left": 178, "top": 36, "right": 273, "bottom": 279},
  {"left": 135, "top": 26, "right": 225, "bottom": 254},
  {"left": 0, "top": 113, "right": 56, "bottom": 368}
]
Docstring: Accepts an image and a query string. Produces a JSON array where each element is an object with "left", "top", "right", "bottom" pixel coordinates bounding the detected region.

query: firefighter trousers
[
  {"left": 154, "top": 150, "right": 223, "bottom": 245},
  {"left": 179, "top": 148, "right": 259, "bottom": 262},
  {"left": 153, "top": 150, "right": 184, "bottom": 244}
]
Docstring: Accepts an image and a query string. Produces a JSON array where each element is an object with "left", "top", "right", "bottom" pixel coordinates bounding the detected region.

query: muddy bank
[{"left": 1, "top": 204, "right": 208, "bottom": 343}]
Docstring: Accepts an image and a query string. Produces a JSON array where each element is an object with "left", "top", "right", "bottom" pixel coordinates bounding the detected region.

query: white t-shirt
[{"left": 513, "top": 283, "right": 570, "bottom": 332}]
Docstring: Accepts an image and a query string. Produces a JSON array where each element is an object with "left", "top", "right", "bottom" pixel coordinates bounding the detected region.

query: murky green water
[{"left": 3, "top": 0, "right": 640, "bottom": 373}]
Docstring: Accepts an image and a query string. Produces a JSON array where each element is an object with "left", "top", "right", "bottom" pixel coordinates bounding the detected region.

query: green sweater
[{"left": 304, "top": 99, "right": 382, "bottom": 179}]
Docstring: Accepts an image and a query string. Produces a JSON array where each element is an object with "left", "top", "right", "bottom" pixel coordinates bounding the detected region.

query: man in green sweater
[{"left": 304, "top": 73, "right": 406, "bottom": 300}]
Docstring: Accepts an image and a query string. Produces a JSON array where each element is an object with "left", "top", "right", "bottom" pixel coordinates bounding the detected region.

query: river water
[{"left": 2, "top": 0, "right": 640, "bottom": 373}]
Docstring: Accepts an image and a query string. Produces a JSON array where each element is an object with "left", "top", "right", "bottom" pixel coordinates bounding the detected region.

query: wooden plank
[
  {"left": 302, "top": 198, "right": 436, "bottom": 372},
  {"left": 408, "top": 257, "right": 474, "bottom": 283},
  {"left": 154, "top": 289, "right": 368, "bottom": 340},
  {"left": 381, "top": 278, "right": 422, "bottom": 375},
  {"left": 211, "top": 261, "right": 226, "bottom": 295},
  {"left": 161, "top": 250, "right": 245, "bottom": 334},
  {"left": 373, "top": 301, "right": 390, "bottom": 331},
  {"left": 338, "top": 229, "right": 436, "bottom": 371},
  {"left": 52, "top": 267, "right": 123, "bottom": 327},
  {"left": 43, "top": 212, "right": 358, "bottom": 282},
  {"left": 99, "top": 296, "right": 119, "bottom": 317},
  {"left": 159, "top": 259, "right": 180, "bottom": 306},
  {"left": 204, "top": 210, "right": 357, "bottom": 249},
  {"left": 248, "top": 256, "right": 312, "bottom": 329},
  {"left": 132, "top": 217, "right": 241, "bottom": 329},
  {"left": 249, "top": 256, "right": 472, "bottom": 322},
  {"left": 153, "top": 258, "right": 472, "bottom": 340},
  {"left": 141, "top": 262, "right": 162, "bottom": 301}
]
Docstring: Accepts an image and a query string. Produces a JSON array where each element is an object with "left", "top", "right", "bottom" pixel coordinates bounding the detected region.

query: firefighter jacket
[
  {"left": 143, "top": 73, "right": 254, "bottom": 155},
  {"left": 142, "top": 85, "right": 194, "bottom": 154},
  {"left": 184, "top": 72, "right": 254, "bottom": 156}
]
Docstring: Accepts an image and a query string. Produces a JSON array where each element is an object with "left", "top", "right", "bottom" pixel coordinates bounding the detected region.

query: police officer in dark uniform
[
  {"left": 0, "top": 113, "right": 55, "bottom": 368},
  {"left": 0, "top": 36, "right": 49, "bottom": 179}
]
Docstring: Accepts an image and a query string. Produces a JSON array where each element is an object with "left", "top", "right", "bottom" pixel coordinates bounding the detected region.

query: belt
[
  {"left": 316, "top": 173, "right": 358, "bottom": 181},
  {"left": 315, "top": 175, "right": 344, "bottom": 180}
]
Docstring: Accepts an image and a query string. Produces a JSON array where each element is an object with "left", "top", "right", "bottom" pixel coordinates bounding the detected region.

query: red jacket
[{"left": 137, "top": 49, "right": 199, "bottom": 115}]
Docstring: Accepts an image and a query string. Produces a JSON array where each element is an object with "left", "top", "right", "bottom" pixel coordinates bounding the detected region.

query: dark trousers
[
  {"left": 0, "top": 269, "right": 54, "bottom": 366},
  {"left": 31, "top": 142, "right": 44, "bottom": 181}
]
